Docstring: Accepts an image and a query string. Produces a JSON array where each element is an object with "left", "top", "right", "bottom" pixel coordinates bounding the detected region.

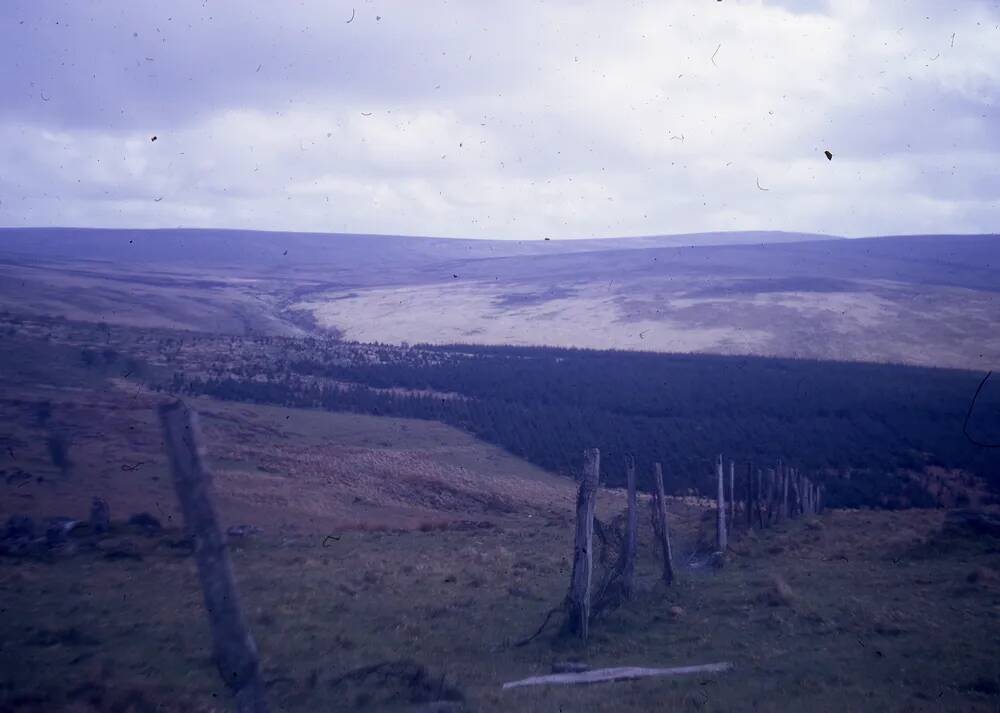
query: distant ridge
[
  {"left": 0, "top": 226, "right": 841, "bottom": 269},
  {"left": 0, "top": 227, "right": 996, "bottom": 370}
]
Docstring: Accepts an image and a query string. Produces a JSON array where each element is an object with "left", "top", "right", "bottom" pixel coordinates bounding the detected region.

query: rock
[
  {"left": 27, "top": 626, "right": 98, "bottom": 647},
  {"left": 226, "top": 524, "right": 262, "bottom": 539},
  {"left": 4, "top": 514, "right": 35, "bottom": 541},
  {"left": 945, "top": 510, "right": 1000, "bottom": 538},
  {"left": 965, "top": 676, "right": 1000, "bottom": 696},
  {"left": 163, "top": 536, "right": 195, "bottom": 555},
  {"left": 127, "top": 512, "right": 162, "bottom": 536},
  {"left": 328, "top": 659, "right": 465, "bottom": 709},
  {"left": 669, "top": 605, "right": 685, "bottom": 618},
  {"left": 551, "top": 661, "right": 590, "bottom": 674},
  {"left": 101, "top": 539, "right": 143, "bottom": 561},
  {"left": 1, "top": 515, "right": 42, "bottom": 557},
  {"left": 761, "top": 575, "right": 796, "bottom": 607},
  {"left": 507, "top": 586, "right": 543, "bottom": 602},
  {"left": 90, "top": 497, "right": 110, "bottom": 534},
  {"left": 450, "top": 520, "right": 496, "bottom": 531},
  {"left": 966, "top": 566, "right": 999, "bottom": 587},
  {"left": 45, "top": 517, "right": 80, "bottom": 547},
  {"left": 410, "top": 703, "right": 468, "bottom": 713},
  {"left": 4, "top": 468, "right": 33, "bottom": 486}
]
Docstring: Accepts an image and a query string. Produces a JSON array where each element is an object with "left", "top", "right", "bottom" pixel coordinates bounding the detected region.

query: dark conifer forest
[{"left": 177, "top": 343, "right": 1000, "bottom": 509}]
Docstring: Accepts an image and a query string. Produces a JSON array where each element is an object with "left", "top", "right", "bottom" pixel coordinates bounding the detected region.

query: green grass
[
  {"left": 0, "top": 319, "right": 997, "bottom": 711},
  {"left": 2, "top": 509, "right": 998, "bottom": 712}
]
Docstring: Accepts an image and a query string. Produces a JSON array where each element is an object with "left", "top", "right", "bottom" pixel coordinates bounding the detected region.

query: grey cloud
[{"left": 0, "top": 0, "right": 997, "bottom": 238}]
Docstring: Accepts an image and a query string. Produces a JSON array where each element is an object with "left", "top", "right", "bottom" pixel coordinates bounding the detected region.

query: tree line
[{"left": 174, "top": 344, "right": 1000, "bottom": 509}]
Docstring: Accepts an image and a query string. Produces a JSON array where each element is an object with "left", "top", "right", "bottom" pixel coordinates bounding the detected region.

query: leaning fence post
[
  {"left": 158, "top": 400, "right": 268, "bottom": 713},
  {"left": 788, "top": 468, "right": 796, "bottom": 518},
  {"left": 568, "top": 448, "right": 600, "bottom": 639},
  {"left": 728, "top": 460, "right": 736, "bottom": 530},
  {"left": 781, "top": 463, "right": 790, "bottom": 520},
  {"left": 651, "top": 462, "right": 674, "bottom": 584},
  {"left": 766, "top": 468, "right": 777, "bottom": 527},
  {"left": 775, "top": 459, "right": 782, "bottom": 522},
  {"left": 621, "top": 454, "right": 638, "bottom": 599},
  {"left": 716, "top": 454, "right": 727, "bottom": 551},
  {"left": 757, "top": 468, "right": 767, "bottom": 530}
]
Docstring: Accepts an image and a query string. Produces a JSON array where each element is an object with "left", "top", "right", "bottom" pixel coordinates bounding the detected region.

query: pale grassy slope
[
  {"left": 290, "top": 234, "right": 1000, "bottom": 370},
  {"left": 1, "top": 228, "right": 997, "bottom": 369},
  {"left": 296, "top": 275, "right": 1000, "bottom": 370},
  {"left": 0, "top": 380, "right": 576, "bottom": 535},
  {"left": 296, "top": 279, "right": 775, "bottom": 353}
]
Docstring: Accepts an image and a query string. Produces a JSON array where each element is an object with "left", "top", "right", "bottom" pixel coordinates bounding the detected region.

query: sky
[{"left": 0, "top": 0, "right": 998, "bottom": 240}]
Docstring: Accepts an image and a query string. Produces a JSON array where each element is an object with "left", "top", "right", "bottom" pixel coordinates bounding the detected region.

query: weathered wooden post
[
  {"left": 764, "top": 468, "right": 774, "bottom": 527},
  {"left": 768, "top": 468, "right": 778, "bottom": 526},
  {"left": 787, "top": 468, "right": 795, "bottom": 518},
  {"left": 775, "top": 459, "right": 782, "bottom": 522},
  {"left": 755, "top": 468, "right": 765, "bottom": 529},
  {"left": 651, "top": 462, "right": 674, "bottom": 585},
  {"left": 728, "top": 460, "right": 736, "bottom": 530},
  {"left": 90, "top": 496, "right": 110, "bottom": 534},
  {"left": 158, "top": 400, "right": 268, "bottom": 713},
  {"left": 795, "top": 471, "right": 804, "bottom": 517},
  {"left": 568, "top": 448, "right": 600, "bottom": 639},
  {"left": 782, "top": 463, "right": 790, "bottom": 521},
  {"left": 621, "top": 454, "right": 638, "bottom": 599},
  {"left": 761, "top": 468, "right": 770, "bottom": 527},
  {"left": 716, "top": 454, "right": 727, "bottom": 551}
]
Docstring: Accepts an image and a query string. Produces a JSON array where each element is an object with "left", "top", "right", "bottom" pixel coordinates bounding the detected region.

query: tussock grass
[
  {"left": 2, "top": 380, "right": 998, "bottom": 711},
  {"left": 4, "top": 507, "right": 998, "bottom": 712},
  {"left": 760, "top": 575, "right": 796, "bottom": 607}
]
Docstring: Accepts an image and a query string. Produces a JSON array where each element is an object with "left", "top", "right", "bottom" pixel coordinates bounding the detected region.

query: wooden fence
[{"left": 559, "top": 449, "right": 824, "bottom": 640}]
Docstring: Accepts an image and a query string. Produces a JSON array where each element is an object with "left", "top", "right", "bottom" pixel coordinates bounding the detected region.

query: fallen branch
[
  {"left": 502, "top": 662, "right": 733, "bottom": 690},
  {"left": 512, "top": 604, "right": 564, "bottom": 648}
]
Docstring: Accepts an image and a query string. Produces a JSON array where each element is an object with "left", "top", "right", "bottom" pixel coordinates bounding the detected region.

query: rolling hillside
[{"left": 0, "top": 227, "right": 997, "bottom": 369}]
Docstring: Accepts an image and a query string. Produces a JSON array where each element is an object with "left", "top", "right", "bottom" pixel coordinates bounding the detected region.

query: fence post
[
  {"left": 716, "top": 454, "right": 727, "bottom": 551},
  {"left": 651, "top": 462, "right": 675, "bottom": 584},
  {"left": 158, "top": 400, "right": 268, "bottom": 713},
  {"left": 795, "top": 471, "right": 804, "bottom": 517},
  {"left": 788, "top": 468, "right": 796, "bottom": 518},
  {"left": 761, "top": 469, "right": 770, "bottom": 527},
  {"left": 568, "top": 448, "right": 600, "bottom": 639},
  {"left": 745, "top": 461, "right": 754, "bottom": 530},
  {"left": 621, "top": 454, "right": 638, "bottom": 599},
  {"left": 767, "top": 468, "right": 777, "bottom": 526},
  {"left": 782, "top": 463, "right": 790, "bottom": 520},
  {"left": 755, "top": 468, "right": 765, "bottom": 529},
  {"left": 728, "top": 460, "right": 736, "bottom": 531}
]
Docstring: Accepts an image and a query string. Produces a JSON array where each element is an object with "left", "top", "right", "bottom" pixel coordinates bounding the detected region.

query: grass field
[
  {"left": 2, "top": 501, "right": 998, "bottom": 711},
  {"left": 1, "top": 319, "right": 998, "bottom": 712},
  {"left": 3, "top": 229, "right": 1000, "bottom": 370},
  {"left": 0, "top": 384, "right": 574, "bottom": 532}
]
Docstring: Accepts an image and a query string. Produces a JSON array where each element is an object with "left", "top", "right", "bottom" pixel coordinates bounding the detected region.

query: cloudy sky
[{"left": 1, "top": 0, "right": 998, "bottom": 239}]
